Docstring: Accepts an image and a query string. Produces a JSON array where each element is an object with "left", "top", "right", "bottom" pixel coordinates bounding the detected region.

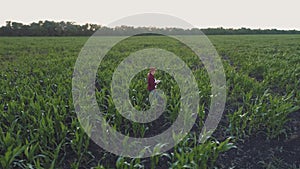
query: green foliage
[
  {"left": 169, "top": 137, "right": 236, "bottom": 169},
  {"left": 1, "top": 21, "right": 300, "bottom": 36},
  {"left": 0, "top": 35, "right": 299, "bottom": 168}
]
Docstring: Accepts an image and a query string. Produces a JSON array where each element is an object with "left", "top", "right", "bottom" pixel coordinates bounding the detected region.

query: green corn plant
[{"left": 0, "top": 145, "right": 26, "bottom": 169}]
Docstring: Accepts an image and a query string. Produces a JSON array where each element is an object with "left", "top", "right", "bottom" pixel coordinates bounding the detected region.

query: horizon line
[{"left": 1, "top": 20, "right": 300, "bottom": 32}]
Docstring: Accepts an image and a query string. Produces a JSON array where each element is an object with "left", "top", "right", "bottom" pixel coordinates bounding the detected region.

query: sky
[{"left": 0, "top": 0, "right": 299, "bottom": 30}]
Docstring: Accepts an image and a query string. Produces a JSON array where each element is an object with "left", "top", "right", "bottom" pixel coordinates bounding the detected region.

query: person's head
[{"left": 149, "top": 67, "right": 156, "bottom": 75}]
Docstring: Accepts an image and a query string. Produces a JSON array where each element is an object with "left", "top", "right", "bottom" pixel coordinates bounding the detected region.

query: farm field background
[{"left": 0, "top": 35, "right": 299, "bottom": 169}]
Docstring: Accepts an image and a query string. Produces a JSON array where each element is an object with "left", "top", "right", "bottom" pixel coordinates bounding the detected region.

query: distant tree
[{"left": 0, "top": 20, "right": 299, "bottom": 36}]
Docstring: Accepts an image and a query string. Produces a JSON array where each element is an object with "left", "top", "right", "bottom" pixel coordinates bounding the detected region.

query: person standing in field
[
  {"left": 147, "top": 67, "right": 164, "bottom": 110},
  {"left": 147, "top": 67, "right": 160, "bottom": 92}
]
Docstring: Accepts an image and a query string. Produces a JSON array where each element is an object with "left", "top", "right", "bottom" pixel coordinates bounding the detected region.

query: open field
[{"left": 0, "top": 35, "right": 299, "bottom": 169}]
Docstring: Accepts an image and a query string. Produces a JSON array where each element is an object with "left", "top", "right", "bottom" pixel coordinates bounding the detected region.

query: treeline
[{"left": 1, "top": 20, "right": 300, "bottom": 36}]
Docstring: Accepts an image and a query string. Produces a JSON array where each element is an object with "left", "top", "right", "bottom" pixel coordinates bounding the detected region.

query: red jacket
[{"left": 147, "top": 73, "right": 156, "bottom": 91}]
